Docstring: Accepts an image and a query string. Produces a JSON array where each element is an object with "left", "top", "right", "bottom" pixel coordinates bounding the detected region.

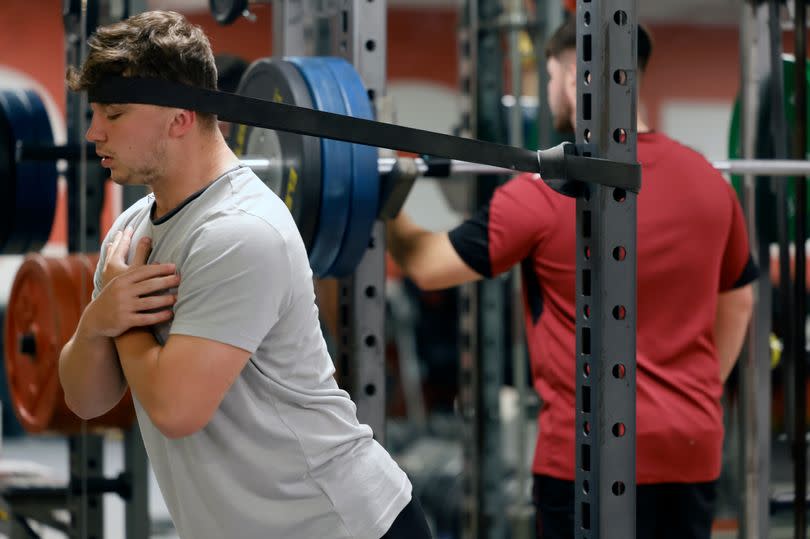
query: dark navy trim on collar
[{"left": 150, "top": 164, "right": 242, "bottom": 225}]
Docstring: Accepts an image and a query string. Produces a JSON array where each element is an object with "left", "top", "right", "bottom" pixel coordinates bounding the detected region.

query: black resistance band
[{"left": 88, "top": 76, "right": 640, "bottom": 193}]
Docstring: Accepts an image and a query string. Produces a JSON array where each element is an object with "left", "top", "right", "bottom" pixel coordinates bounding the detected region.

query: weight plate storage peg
[{"left": 4, "top": 254, "right": 135, "bottom": 434}]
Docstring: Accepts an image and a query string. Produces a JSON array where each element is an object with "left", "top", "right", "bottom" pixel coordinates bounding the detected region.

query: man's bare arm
[
  {"left": 715, "top": 284, "right": 754, "bottom": 383},
  {"left": 58, "top": 231, "right": 178, "bottom": 419},
  {"left": 386, "top": 212, "right": 482, "bottom": 290},
  {"left": 59, "top": 318, "right": 127, "bottom": 419}
]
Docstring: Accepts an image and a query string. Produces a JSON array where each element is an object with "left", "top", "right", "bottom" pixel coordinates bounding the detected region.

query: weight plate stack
[
  {"left": 322, "top": 57, "right": 380, "bottom": 277},
  {"left": 230, "top": 57, "right": 381, "bottom": 277},
  {"left": 288, "top": 56, "right": 353, "bottom": 277},
  {"left": 230, "top": 58, "right": 322, "bottom": 260},
  {"left": 230, "top": 58, "right": 323, "bottom": 254}
]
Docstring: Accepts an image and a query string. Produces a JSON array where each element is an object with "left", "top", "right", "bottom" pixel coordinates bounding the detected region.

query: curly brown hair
[{"left": 67, "top": 10, "right": 218, "bottom": 128}]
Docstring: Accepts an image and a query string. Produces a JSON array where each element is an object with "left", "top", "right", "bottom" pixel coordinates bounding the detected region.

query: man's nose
[{"left": 85, "top": 116, "right": 105, "bottom": 143}]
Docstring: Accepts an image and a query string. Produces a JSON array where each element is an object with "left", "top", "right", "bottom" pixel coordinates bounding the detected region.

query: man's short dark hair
[
  {"left": 545, "top": 15, "right": 652, "bottom": 73},
  {"left": 67, "top": 10, "right": 218, "bottom": 128}
]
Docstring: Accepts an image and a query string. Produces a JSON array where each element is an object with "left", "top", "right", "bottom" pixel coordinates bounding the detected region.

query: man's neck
[{"left": 151, "top": 134, "right": 239, "bottom": 219}]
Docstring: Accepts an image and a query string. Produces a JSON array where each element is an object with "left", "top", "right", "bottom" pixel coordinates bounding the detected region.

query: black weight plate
[
  {"left": 209, "top": 0, "right": 247, "bottom": 25},
  {"left": 0, "top": 88, "right": 57, "bottom": 254},
  {"left": 20, "top": 89, "right": 57, "bottom": 253},
  {"left": 229, "top": 58, "right": 322, "bottom": 253},
  {"left": 0, "top": 93, "right": 15, "bottom": 253}
]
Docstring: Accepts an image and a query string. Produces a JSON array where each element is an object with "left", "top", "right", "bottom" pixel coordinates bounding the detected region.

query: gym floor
[
  {"left": 0, "top": 435, "right": 805, "bottom": 539},
  {"left": 0, "top": 436, "right": 177, "bottom": 539}
]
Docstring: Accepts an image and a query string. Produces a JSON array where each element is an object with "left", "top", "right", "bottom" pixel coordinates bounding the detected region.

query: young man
[
  {"left": 57, "top": 11, "right": 431, "bottom": 539},
  {"left": 387, "top": 18, "right": 757, "bottom": 539}
]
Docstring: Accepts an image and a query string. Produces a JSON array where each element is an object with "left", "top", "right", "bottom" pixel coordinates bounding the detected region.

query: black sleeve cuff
[
  {"left": 447, "top": 204, "right": 493, "bottom": 278},
  {"left": 732, "top": 254, "right": 759, "bottom": 289}
]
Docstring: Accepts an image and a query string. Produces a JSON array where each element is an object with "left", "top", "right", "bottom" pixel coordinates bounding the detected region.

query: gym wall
[{"left": 1, "top": 1, "right": 786, "bottom": 252}]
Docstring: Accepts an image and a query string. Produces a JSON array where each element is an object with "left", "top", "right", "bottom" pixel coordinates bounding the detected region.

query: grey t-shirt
[{"left": 94, "top": 166, "right": 411, "bottom": 539}]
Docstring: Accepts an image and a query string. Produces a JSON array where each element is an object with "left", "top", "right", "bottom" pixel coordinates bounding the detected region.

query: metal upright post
[
  {"left": 273, "top": 0, "right": 313, "bottom": 57},
  {"left": 270, "top": 1, "right": 388, "bottom": 441},
  {"left": 457, "top": 1, "right": 507, "bottom": 538},
  {"left": 574, "top": 1, "right": 638, "bottom": 538},
  {"left": 792, "top": 0, "right": 808, "bottom": 536},
  {"left": 68, "top": 435, "right": 104, "bottom": 539},
  {"left": 64, "top": 0, "right": 105, "bottom": 254},
  {"left": 64, "top": 3, "right": 106, "bottom": 538},
  {"left": 124, "top": 425, "right": 150, "bottom": 538},
  {"left": 334, "top": 0, "right": 389, "bottom": 442},
  {"left": 506, "top": 9, "right": 533, "bottom": 537},
  {"left": 737, "top": 4, "right": 772, "bottom": 538}
]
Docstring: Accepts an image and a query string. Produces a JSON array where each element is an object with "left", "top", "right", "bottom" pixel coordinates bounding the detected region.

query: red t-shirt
[{"left": 448, "top": 132, "right": 757, "bottom": 484}]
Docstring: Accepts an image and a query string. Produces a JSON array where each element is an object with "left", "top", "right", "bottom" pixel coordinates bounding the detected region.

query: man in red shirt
[{"left": 386, "top": 18, "right": 756, "bottom": 539}]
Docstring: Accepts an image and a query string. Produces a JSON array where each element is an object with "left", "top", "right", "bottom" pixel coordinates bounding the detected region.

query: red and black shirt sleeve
[
  {"left": 447, "top": 173, "right": 559, "bottom": 278},
  {"left": 720, "top": 183, "right": 759, "bottom": 291}
]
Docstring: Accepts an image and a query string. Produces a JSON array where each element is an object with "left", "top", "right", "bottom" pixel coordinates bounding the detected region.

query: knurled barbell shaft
[
  {"left": 239, "top": 155, "right": 518, "bottom": 177},
  {"left": 243, "top": 155, "right": 810, "bottom": 179},
  {"left": 16, "top": 142, "right": 95, "bottom": 162},
  {"left": 18, "top": 144, "right": 810, "bottom": 178}
]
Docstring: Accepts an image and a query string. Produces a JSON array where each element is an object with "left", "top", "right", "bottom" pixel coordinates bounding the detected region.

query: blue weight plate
[
  {"left": 288, "top": 57, "right": 352, "bottom": 277},
  {"left": 231, "top": 58, "right": 322, "bottom": 253},
  {"left": 20, "top": 89, "right": 57, "bottom": 253},
  {"left": 0, "top": 88, "right": 55, "bottom": 254},
  {"left": 322, "top": 57, "right": 379, "bottom": 277}
]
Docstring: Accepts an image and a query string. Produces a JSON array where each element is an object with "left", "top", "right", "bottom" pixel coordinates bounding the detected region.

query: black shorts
[
  {"left": 381, "top": 495, "right": 433, "bottom": 539},
  {"left": 532, "top": 474, "right": 717, "bottom": 539}
]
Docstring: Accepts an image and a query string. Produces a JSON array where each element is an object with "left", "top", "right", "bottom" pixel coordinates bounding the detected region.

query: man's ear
[{"left": 168, "top": 108, "right": 196, "bottom": 138}]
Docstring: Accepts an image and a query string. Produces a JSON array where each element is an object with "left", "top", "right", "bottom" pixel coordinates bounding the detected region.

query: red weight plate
[
  {"left": 5, "top": 255, "right": 78, "bottom": 432},
  {"left": 4, "top": 254, "right": 136, "bottom": 434}
]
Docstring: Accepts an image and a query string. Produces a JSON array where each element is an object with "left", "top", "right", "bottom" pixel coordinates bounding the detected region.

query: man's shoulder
[
  {"left": 223, "top": 169, "right": 299, "bottom": 234},
  {"left": 642, "top": 132, "right": 714, "bottom": 165},
  {"left": 120, "top": 192, "right": 153, "bottom": 217},
  {"left": 106, "top": 194, "right": 153, "bottom": 236}
]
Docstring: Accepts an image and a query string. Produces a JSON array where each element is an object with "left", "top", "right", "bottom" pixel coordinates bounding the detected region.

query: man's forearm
[
  {"left": 59, "top": 322, "right": 127, "bottom": 419},
  {"left": 386, "top": 213, "right": 423, "bottom": 272},
  {"left": 386, "top": 213, "right": 440, "bottom": 277},
  {"left": 114, "top": 329, "right": 167, "bottom": 425},
  {"left": 715, "top": 285, "right": 754, "bottom": 382}
]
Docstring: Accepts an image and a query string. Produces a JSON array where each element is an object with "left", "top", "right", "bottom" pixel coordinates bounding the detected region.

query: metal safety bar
[{"left": 713, "top": 159, "right": 810, "bottom": 176}]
